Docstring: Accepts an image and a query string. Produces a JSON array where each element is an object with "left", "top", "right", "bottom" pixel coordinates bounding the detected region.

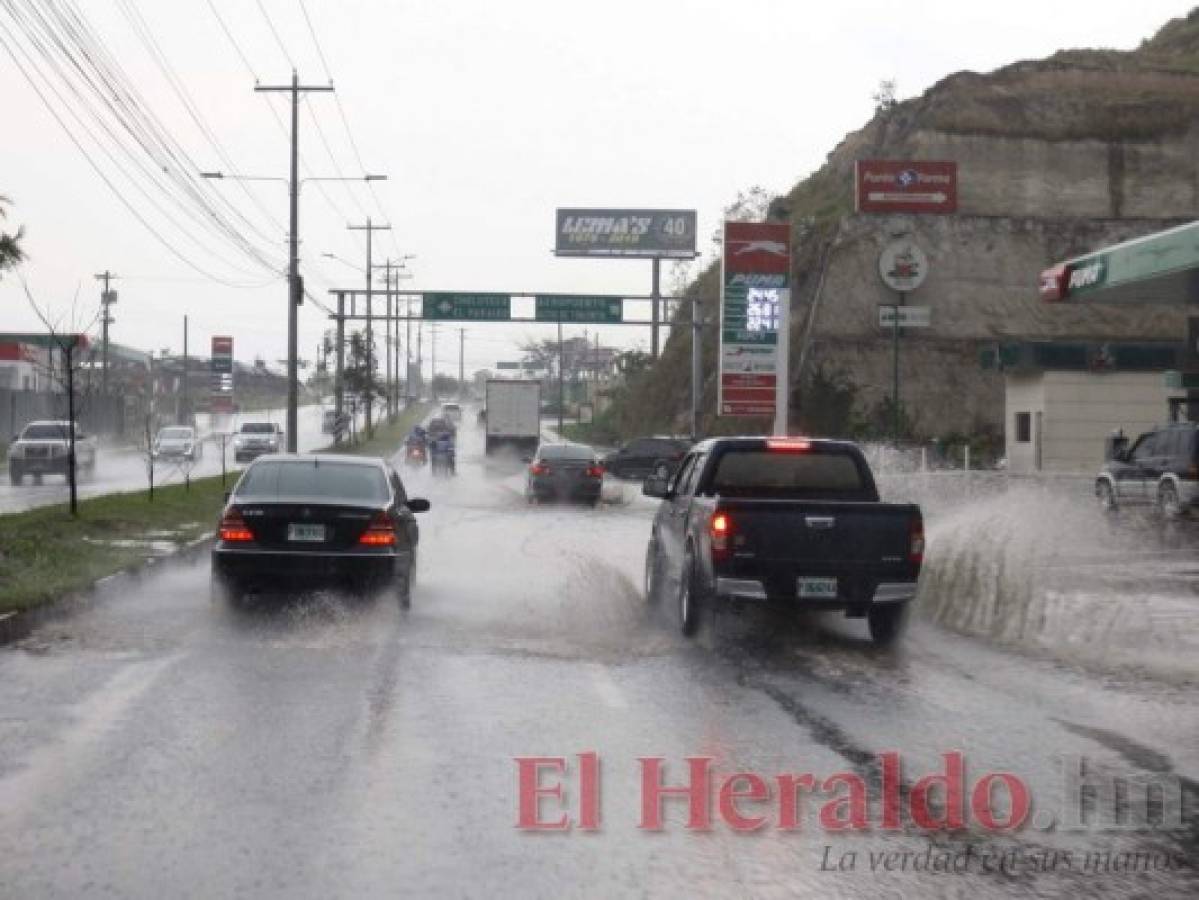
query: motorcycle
[
  {"left": 430, "top": 447, "right": 456, "bottom": 477},
  {"left": 405, "top": 443, "right": 428, "bottom": 468}
]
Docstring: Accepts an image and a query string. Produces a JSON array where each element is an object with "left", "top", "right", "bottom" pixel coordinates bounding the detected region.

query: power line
[{"left": 253, "top": 0, "right": 294, "bottom": 70}]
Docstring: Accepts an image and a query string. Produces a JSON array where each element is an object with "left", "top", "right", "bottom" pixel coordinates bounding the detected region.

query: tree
[
  {"left": 872, "top": 78, "right": 898, "bottom": 113},
  {"left": 0, "top": 194, "right": 26, "bottom": 277}
]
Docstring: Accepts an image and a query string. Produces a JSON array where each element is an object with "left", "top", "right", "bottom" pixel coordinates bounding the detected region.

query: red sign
[
  {"left": 1038, "top": 264, "right": 1069, "bottom": 302},
  {"left": 723, "top": 221, "right": 791, "bottom": 278},
  {"left": 211, "top": 336, "right": 233, "bottom": 356},
  {"left": 855, "top": 160, "right": 958, "bottom": 214}
]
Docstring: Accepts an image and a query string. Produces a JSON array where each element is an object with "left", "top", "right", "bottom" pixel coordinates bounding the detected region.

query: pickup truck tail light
[
  {"left": 710, "top": 511, "right": 732, "bottom": 562},
  {"left": 219, "top": 508, "right": 255, "bottom": 543},
  {"left": 586, "top": 464, "right": 604, "bottom": 478},
  {"left": 909, "top": 516, "right": 925, "bottom": 564},
  {"left": 766, "top": 438, "right": 811, "bottom": 452},
  {"left": 359, "top": 511, "right": 397, "bottom": 546}
]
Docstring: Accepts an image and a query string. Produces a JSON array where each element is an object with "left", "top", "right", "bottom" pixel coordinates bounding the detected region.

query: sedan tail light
[
  {"left": 219, "top": 508, "right": 255, "bottom": 543},
  {"left": 358, "top": 511, "right": 397, "bottom": 546},
  {"left": 530, "top": 463, "right": 549, "bottom": 476},
  {"left": 909, "top": 516, "right": 925, "bottom": 564},
  {"left": 586, "top": 465, "right": 604, "bottom": 478},
  {"left": 710, "top": 510, "right": 732, "bottom": 562}
]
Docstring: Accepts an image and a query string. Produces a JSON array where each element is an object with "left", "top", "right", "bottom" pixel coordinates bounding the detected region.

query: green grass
[{"left": 0, "top": 475, "right": 228, "bottom": 614}]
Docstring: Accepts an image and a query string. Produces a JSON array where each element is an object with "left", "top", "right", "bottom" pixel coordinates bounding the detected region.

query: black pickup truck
[{"left": 642, "top": 436, "right": 924, "bottom": 645}]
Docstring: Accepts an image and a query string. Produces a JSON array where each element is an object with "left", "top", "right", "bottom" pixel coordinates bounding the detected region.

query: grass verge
[
  {"left": 0, "top": 475, "right": 227, "bottom": 615},
  {"left": 331, "top": 403, "right": 431, "bottom": 458}
]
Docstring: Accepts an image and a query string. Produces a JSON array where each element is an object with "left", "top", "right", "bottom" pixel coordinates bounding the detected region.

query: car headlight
[{"left": 233, "top": 437, "right": 245, "bottom": 447}]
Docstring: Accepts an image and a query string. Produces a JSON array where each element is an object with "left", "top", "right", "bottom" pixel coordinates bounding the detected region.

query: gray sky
[{"left": 0, "top": 0, "right": 1190, "bottom": 379}]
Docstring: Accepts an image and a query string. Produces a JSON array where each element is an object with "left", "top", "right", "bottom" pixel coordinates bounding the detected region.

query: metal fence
[{"left": 1, "top": 389, "right": 128, "bottom": 439}]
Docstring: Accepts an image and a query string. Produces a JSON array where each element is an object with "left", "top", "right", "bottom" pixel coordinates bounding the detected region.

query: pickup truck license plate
[
  {"left": 287, "top": 523, "right": 326, "bottom": 542},
  {"left": 797, "top": 577, "right": 838, "bottom": 599}
]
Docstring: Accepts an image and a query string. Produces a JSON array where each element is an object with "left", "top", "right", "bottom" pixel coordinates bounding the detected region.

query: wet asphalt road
[
  {"left": 1, "top": 418, "right": 1197, "bottom": 898},
  {"left": 0, "top": 403, "right": 342, "bottom": 515}
]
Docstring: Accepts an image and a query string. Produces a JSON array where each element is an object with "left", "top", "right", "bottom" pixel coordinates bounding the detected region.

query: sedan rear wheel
[
  {"left": 1096, "top": 480, "right": 1117, "bottom": 513},
  {"left": 1157, "top": 482, "right": 1183, "bottom": 520}
]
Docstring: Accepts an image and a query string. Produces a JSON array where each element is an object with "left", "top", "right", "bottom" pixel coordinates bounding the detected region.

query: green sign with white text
[
  {"left": 422, "top": 293, "right": 511, "bottom": 321},
  {"left": 534, "top": 295, "right": 623, "bottom": 324}
]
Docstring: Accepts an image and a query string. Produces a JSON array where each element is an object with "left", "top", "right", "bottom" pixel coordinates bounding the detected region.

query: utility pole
[
  {"left": 430, "top": 323, "right": 438, "bottom": 402},
  {"left": 182, "top": 314, "right": 189, "bottom": 425},
  {"left": 348, "top": 218, "right": 391, "bottom": 436},
  {"left": 255, "top": 72, "right": 334, "bottom": 454},
  {"left": 405, "top": 296, "right": 413, "bottom": 403},
  {"left": 691, "top": 298, "right": 703, "bottom": 440},
  {"left": 417, "top": 321, "right": 423, "bottom": 398},
  {"left": 557, "top": 317, "right": 565, "bottom": 435},
  {"left": 95, "top": 271, "right": 117, "bottom": 399},
  {"left": 334, "top": 292, "right": 345, "bottom": 444},
  {"left": 650, "top": 257, "right": 661, "bottom": 358},
  {"left": 458, "top": 328, "right": 465, "bottom": 397}
]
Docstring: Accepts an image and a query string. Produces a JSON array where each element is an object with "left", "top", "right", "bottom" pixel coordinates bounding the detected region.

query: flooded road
[{"left": 0, "top": 418, "right": 1196, "bottom": 897}]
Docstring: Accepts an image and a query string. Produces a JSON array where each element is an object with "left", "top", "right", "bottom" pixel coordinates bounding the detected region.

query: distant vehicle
[
  {"left": 441, "top": 402, "right": 462, "bottom": 424},
  {"left": 485, "top": 380, "right": 540, "bottom": 456},
  {"left": 430, "top": 432, "right": 456, "bottom": 478},
  {"left": 603, "top": 436, "right": 692, "bottom": 480},
  {"left": 1096, "top": 422, "right": 1198, "bottom": 518},
  {"left": 8, "top": 420, "right": 97, "bottom": 485},
  {"left": 210, "top": 454, "right": 430, "bottom": 607},
  {"left": 321, "top": 410, "right": 339, "bottom": 434},
  {"left": 233, "top": 422, "right": 283, "bottom": 463},
  {"left": 427, "top": 416, "right": 456, "bottom": 438},
  {"left": 643, "top": 437, "right": 924, "bottom": 645},
  {"left": 153, "top": 426, "right": 202, "bottom": 462},
  {"left": 525, "top": 442, "right": 604, "bottom": 506}
]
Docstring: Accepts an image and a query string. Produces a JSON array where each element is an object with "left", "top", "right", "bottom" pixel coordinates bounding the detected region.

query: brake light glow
[
  {"left": 710, "top": 511, "right": 732, "bottom": 561},
  {"left": 359, "top": 511, "right": 397, "bottom": 546},
  {"left": 530, "top": 463, "right": 549, "bottom": 476},
  {"left": 219, "top": 509, "right": 254, "bottom": 543},
  {"left": 586, "top": 465, "right": 604, "bottom": 478},
  {"left": 909, "top": 517, "right": 925, "bottom": 564},
  {"left": 766, "top": 438, "right": 811, "bottom": 452}
]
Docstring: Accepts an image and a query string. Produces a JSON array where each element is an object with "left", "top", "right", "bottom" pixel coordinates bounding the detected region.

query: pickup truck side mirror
[{"left": 643, "top": 475, "right": 673, "bottom": 499}]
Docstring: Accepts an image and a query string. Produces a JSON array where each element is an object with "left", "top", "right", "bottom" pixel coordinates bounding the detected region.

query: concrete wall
[{"left": 1004, "top": 372, "right": 1173, "bottom": 474}]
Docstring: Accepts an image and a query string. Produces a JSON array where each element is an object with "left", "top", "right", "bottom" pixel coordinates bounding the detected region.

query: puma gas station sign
[
  {"left": 855, "top": 160, "right": 958, "bottom": 214},
  {"left": 719, "top": 221, "right": 790, "bottom": 417}
]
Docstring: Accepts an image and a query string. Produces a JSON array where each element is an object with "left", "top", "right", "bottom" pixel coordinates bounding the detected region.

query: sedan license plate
[
  {"left": 797, "top": 577, "right": 838, "bottom": 600},
  {"left": 287, "top": 523, "right": 327, "bottom": 543}
]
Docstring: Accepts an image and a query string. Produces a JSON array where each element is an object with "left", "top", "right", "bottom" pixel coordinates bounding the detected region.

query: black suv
[
  {"left": 603, "top": 437, "right": 692, "bottom": 480},
  {"left": 1096, "top": 422, "right": 1198, "bottom": 518}
]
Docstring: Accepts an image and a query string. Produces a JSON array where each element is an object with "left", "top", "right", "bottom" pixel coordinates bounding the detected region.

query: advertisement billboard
[
  {"left": 855, "top": 160, "right": 958, "bottom": 214},
  {"left": 718, "top": 221, "right": 790, "bottom": 417},
  {"left": 554, "top": 208, "right": 697, "bottom": 258}
]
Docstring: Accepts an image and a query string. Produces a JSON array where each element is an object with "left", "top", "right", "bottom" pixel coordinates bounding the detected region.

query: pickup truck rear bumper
[{"left": 715, "top": 576, "right": 918, "bottom": 606}]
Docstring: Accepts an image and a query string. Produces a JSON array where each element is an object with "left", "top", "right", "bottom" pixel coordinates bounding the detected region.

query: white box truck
[{"left": 484, "top": 379, "right": 541, "bottom": 455}]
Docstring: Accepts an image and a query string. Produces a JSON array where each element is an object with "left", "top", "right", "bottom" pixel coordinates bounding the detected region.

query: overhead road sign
[
  {"left": 535, "top": 294, "right": 623, "bottom": 323},
  {"left": 422, "top": 293, "right": 511, "bottom": 321},
  {"left": 719, "top": 221, "right": 790, "bottom": 418},
  {"left": 555, "top": 208, "right": 697, "bottom": 258},
  {"left": 855, "top": 160, "right": 958, "bottom": 214},
  {"left": 879, "top": 305, "right": 931, "bottom": 328}
]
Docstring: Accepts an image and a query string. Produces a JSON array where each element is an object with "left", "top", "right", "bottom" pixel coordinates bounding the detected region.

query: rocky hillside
[{"left": 610, "top": 10, "right": 1199, "bottom": 445}]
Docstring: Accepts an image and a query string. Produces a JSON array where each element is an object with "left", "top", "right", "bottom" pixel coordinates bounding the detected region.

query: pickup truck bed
[{"left": 643, "top": 437, "right": 923, "bottom": 645}]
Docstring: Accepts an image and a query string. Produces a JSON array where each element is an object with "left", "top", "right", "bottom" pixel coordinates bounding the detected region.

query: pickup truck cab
[
  {"left": 643, "top": 436, "right": 924, "bottom": 645},
  {"left": 8, "top": 420, "right": 98, "bottom": 485}
]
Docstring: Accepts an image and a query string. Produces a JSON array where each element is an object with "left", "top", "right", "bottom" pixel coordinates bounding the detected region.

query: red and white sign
[
  {"left": 1038, "top": 264, "right": 1069, "bottom": 302},
  {"left": 855, "top": 160, "right": 958, "bottom": 214},
  {"left": 723, "top": 221, "right": 791, "bottom": 279},
  {"left": 211, "top": 336, "right": 233, "bottom": 356}
]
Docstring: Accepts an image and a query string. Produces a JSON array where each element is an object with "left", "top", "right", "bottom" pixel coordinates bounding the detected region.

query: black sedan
[
  {"left": 211, "top": 454, "right": 430, "bottom": 607},
  {"left": 525, "top": 442, "right": 604, "bottom": 506},
  {"left": 603, "top": 436, "right": 691, "bottom": 480}
]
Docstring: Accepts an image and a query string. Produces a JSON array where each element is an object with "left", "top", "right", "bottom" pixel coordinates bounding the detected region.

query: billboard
[
  {"left": 554, "top": 208, "right": 697, "bottom": 258},
  {"left": 718, "top": 221, "right": 790, "bottom": 417},
  {"left": 855, "top": 160, "right": 957, "bottom": 214}
]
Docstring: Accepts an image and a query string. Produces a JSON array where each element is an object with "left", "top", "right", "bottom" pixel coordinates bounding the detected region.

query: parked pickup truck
[
  {"left": 8, "top": 419, "right": 98, "bottom": 485},
  {"left": 643, "top": 436, "right": 924, "bottom": 645}
]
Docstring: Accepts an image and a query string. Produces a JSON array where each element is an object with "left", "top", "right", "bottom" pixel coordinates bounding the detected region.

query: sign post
[
  {"left": 877, "top": 240, "right": 929, "bottom": 441},
  {"left": 718, "top": 221, "right": 791, "bottom": 432}
]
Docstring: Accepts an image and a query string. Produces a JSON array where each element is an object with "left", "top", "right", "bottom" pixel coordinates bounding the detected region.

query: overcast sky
[{"left": 0, "top": 0, "right": 1191, "bottom": 378}]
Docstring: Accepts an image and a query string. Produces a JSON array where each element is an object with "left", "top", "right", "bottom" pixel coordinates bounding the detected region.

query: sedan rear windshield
[
  {"left": 539, "top": 444, "right": 594, "bottom": 460},
  {"left": 709, "top": 449, "right": 874, "bottom": 499},
  {"left": 159, "top": 428, "right": 192, "bottom": 440},
  {"left": 236, "top": 461, "right": 389, "bottom": 502},
  {"left": 240, "top": 423, "right": 277, "bottom": 434},
  {"left": 21, "top": 424, "right": 71, "bottom": 440}
]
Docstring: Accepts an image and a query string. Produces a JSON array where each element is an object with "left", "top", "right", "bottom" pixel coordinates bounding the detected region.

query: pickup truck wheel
[
  {"left": 1157, "top": 482, "right": 1183, "bottom": 520},
  {"left": 644, "top": 540, "right": 663, "bottom": 604},
  {"left": 9, "top": 466, "right": 22, "bottom": 486},
  {"left": 678, "top": 548, "right": 704, "bottom": 637},
  {"left": 1096, "top": 480, "right": 1117, "bottom": 512},
  {"left": 868, "top": 604, "right": 907, "bottom": 647}
]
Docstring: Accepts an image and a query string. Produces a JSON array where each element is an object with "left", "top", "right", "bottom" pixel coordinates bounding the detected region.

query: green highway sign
[
  {"left": 422, "top": 293, "right": 511, "bottom": 321},
  {"left": 534, "top": 294, "right": 623, "bottom": 324}
]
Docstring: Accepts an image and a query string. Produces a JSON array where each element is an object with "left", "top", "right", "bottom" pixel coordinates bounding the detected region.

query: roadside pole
[
  {"left": 651, "top": 257, "right": 661, "bottom": 359},
  {"left": 334, "top": 291, "right": 345, "bottom": 446},
  {"left": 691, "top": 297, "right": 702, "bottom": 440},
  {"left": 773, "top": 289, "right": 791, "bottom": 436},
  {"left": 877, "top": 238, "right": 929, "bottom": 444},
  {"left": 557, "top": 317, "right": 565, "bottom": 435},
  {"left": 892, "top": 291, "right": 903, "bottom": 443}
]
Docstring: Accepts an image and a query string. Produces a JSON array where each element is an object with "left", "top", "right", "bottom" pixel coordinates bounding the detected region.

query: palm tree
[{"left": 1, "top": 194, "right": 26, "bottom": 276}]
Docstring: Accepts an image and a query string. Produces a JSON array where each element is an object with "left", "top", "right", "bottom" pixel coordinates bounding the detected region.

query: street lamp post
[{"left": 202, "top": 171, "right": 386, "bottom": 452}]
